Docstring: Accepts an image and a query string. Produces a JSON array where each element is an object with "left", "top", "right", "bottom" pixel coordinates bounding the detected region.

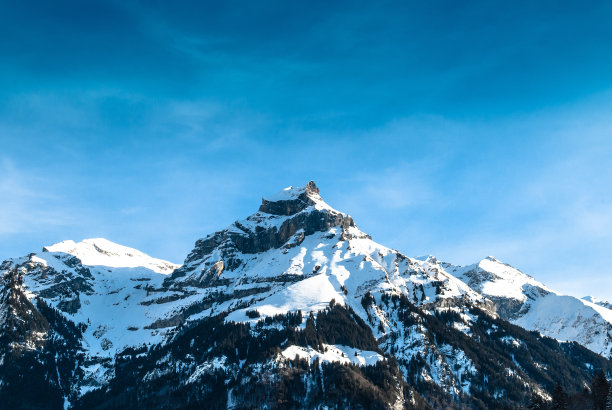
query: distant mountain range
[{"left": 1, "top": 181, "right": 610, "bottom": 409}]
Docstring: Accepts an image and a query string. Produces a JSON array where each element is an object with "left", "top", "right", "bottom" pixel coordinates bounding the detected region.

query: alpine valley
[{"left": 1, "top": 182, "right": 611, "bottom": 409}]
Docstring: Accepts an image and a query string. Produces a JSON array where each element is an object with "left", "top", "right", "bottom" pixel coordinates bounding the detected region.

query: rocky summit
[{"left": 1, "top": 182, "right": 611, "bottom": 409}]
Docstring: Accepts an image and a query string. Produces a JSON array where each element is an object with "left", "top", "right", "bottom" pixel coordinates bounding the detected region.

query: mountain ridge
[
  {"left": 1, "top": 181, "right": 610, "bottom": 409},
  {"left": 43, "top": 237, "right": 180, "bottom": 274}
]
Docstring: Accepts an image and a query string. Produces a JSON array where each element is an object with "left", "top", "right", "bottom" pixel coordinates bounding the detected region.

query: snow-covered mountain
[
  {"left": 1, "top": 181, "right": 610, "bottom": 409},
  {"left": 583, "top": 296, "right": 612, "bottom": 310},
  {"left": 167, "top": 181, "right": 485, "bottom": 323},
  {"left": 0, "top": 238, "right": 187, "bottom": 394},
  {"left": 450, "top": 257, "right": 612, "bottom": 359}
]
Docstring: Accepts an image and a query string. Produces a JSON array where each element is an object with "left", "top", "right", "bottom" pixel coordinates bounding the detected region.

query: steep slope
[{"left": 450, "top": 257, "right": 612, "bottom": 359}]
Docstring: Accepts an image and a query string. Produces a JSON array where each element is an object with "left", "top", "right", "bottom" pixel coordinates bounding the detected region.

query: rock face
[
  {"left": 0, "top": 181, "right": 611, "bottom": 409},
  {"left": 0, "top": 266, "right": 50, "bottom": 353},
  {"left": 258, "top": 180, "right": 321, "bottom": 215}
]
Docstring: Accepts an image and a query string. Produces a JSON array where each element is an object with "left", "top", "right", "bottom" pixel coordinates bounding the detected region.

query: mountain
[
  {"left": 583, "top": 296, "right": 612, "bottom": 310},
  {"left": 0, "top": 181, "right": 610, "bottom": 409},
  {"left": 450, "top": 257, "right": 612, "bottom": 359},
  {"left": 0, "top": 238, "right": 186, "bottom": 404},
  {"left": 43, "top": 238, "right": 179, "bottom": 274}
]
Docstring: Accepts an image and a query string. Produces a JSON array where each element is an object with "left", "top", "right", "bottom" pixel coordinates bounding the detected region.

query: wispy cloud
[{"left": 0, "top": 158, "right": 73, "bottom": 235}]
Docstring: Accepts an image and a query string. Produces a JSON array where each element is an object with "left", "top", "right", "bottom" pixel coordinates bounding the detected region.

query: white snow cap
[
  {"left": 43, "top": 238, "right": 179, "bottom": 274},
  {"left": 263, "top": 180, "right": 322, "bottom": 202},
  {"left": 258, "top": 181, "right": 340, "bottom": 216}
]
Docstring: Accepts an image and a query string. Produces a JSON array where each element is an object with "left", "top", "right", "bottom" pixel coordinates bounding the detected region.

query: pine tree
[
  {"left": 592, "top": 370, "right": 610, "bottom": 410},
  {"left": 551, "top": 383, "right": 568, "bottom": 410},
  {"left": 606, "top": 385, "right": 612, "bottom": 410},
  {"left": 528, "top": 392, "right": 547, "bottom": 410}
]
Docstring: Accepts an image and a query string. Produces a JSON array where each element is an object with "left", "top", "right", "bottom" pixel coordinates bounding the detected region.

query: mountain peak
[
  {"left": 43, "top": 238, "right": 179, "bottom": 274},
  {"left": 44, "top": 237, "right": 134, "bottom": 255},
  {"left": 582, "top": 296, "right": 612, "bottom": 310},
  {"left": 259, "top": 180, "right": 326, "bottom": 216}
]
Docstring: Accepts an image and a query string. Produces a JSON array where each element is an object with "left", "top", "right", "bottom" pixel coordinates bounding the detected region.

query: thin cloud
[{"left": 0, "top": 159, "right": 73, "bottom": 235}]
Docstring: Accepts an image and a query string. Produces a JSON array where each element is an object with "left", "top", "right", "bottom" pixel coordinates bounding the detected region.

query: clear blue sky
[{"left": 1, "top": 1, "right": 611, "bottom": 299}]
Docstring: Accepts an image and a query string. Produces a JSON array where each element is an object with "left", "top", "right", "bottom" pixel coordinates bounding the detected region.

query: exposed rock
[
  {"left": 0, "top": 268, "right": 50, "bottom": 354},
  {"left": 145, "top": 314, "right": 184, "bottom": 330},
  {"left": 258, "top": 180, "right": 320, "bottom": 215}
]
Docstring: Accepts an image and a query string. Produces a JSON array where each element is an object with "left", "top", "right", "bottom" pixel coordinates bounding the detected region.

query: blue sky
[{"left": 1, "top": 1, "right": 612, "bottom": 299}]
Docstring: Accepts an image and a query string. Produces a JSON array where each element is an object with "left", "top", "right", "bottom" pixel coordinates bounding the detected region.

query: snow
[
  {"left": 208, "top": 216, "right": 492, "bottom": 335},
  {"left": 410, "top": 256, "right": 483, "bottom": 302},
  {"left": 451, "top": 256, "right": 551, "bottom": 302},
  {"left": 227, "top": 272, "right": 344, "bottom": 322},
  {"left": 500, "top": 336, "right": 522, "bottom": 348},
  {"left": 187, "top": 356, "right": 227, "bottom": 383},
  {"left": 43, "top": 238, "right": 180, "bottom": 274},
  {"left": 263, "top": 185, "right": 313, "bottom": 202},
  {"left": 438, "top": 344, "right": 476, "bottom": 395},
  {"left": 280, "top": 344, "right": 384, "bottom": 366},
  {"left": 515, "top": 294, "right": 612, "bottom": 358},
  {"left": 449, "top": 256, "right": 612, "bottom": 358},
  {"left": 13, "top": 249, "right": 205, "bottom": 386},
  {"left": 582, "top": 296, "right": 612, "bottom": 310},
  {"left": 221, "top": 221, "right": 483, "bottom": 326}
]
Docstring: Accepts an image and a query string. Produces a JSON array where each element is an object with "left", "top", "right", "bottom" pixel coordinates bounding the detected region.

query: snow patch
[{"left": 280, "top": 344, "right": 384, "bottom": 367}]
